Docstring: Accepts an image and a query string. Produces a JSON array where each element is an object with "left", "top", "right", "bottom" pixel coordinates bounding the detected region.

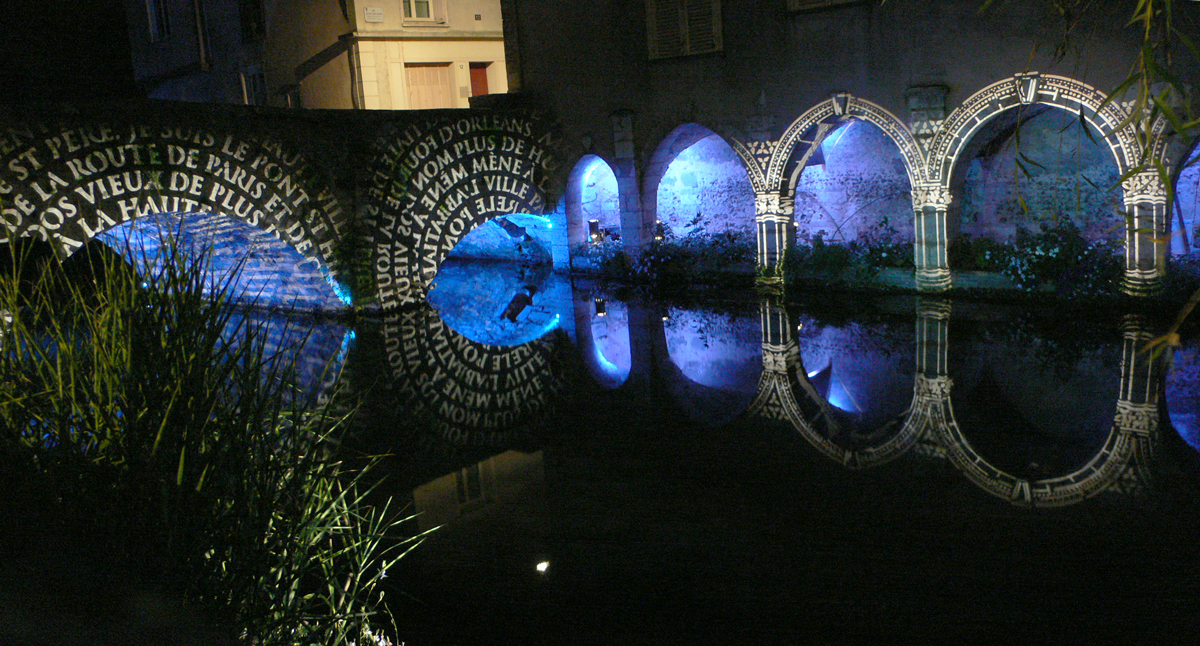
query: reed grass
[{"left": 0, "top": 230, "right": 421, "bottom": 645}]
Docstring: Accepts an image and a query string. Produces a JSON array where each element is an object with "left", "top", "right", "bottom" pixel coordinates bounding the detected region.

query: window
[
  {"left": 646, "top": 0, "right": 722, "bottom": 60},
  {"left": 240, "top": 69, "right": 267, "bottom": 106},
  {"left": 402, "top": 0, "right": 445, "bottom": 23},
  {"left": 238, "top": 0, "right": 266, "bottom": 42},
  {"left": 146, "top": 0, "right": 170, "bottom": 41}
]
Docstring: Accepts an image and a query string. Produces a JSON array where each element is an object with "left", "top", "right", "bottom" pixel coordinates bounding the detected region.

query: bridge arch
[
  {"left": 364, "top": 112, "right": 561, "bottom": 309},
  {"left": 0, "top": 118, "right": 349, "bottom": 305}
]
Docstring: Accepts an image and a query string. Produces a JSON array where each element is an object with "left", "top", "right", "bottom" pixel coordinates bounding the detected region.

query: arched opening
[
  {"left": 427, "top": 213, "right": 567, "bottom": 347},
  {"left": 949, "top": 105, "right": 1124, "bottom": 289},
  {"left": 1172, "top": 140, "right": 1200, "bottom": 256},
  {"left": 566, "top": 155, "right": 622, "bottom": 248},
  {"left": 662, "top": 306, "right": 761, "bottom": 426},
  {"left": 99, "top": 212, "right": 348, "bottom": 311},
  {"left": 651, "top": 127, "right": 755, "bottom": 239},
  {"left": 791, "top": 121, "right": 913, "bottom": 250}
]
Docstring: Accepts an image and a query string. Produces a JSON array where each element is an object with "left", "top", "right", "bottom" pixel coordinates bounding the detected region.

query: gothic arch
[
  {"left": 565, "top": 153, "right": 622, "bottom": 250},
  {"left": 767, "top": 94, "right": 925, "bottom": 195},
  {"left": 640, "top": 123, "right": 756, "bottom": 244},
  {"left": 926, "top": 73, "right": 1141, "bottom": 185}
]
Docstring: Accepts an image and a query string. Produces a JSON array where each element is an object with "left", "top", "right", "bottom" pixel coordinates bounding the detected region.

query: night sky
[{"left": 0, "top": 0, "right": 139, "bottom": 103}]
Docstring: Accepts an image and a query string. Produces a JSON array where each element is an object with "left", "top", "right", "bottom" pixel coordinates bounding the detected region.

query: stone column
[
  {"left": 611, "top": 111, "right": 645, "bottom": 252},
  {"left": 911, "top": 183, "right": 952, "bottom": 291},
  {"left": 754, "top": 191, "right": 794, "bottom": 284},
  {"left": 1121, "top": 171, "right": 1169, "bottom": 295}
]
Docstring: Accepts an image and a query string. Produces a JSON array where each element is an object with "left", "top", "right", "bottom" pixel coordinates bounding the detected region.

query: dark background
[{"left": 0, "top": 0, "right": 138, "bottom": 103}]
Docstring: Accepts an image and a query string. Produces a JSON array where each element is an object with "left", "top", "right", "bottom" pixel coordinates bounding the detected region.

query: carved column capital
[
  {"left": 911, "top": 183, "right": 950, "bottom": 210},
  {"left": 755, "top": 191, "right": 794, "bottom": 216},
  {"left": 1121, "top": 171, "right": 1168, "bottom": 206}
]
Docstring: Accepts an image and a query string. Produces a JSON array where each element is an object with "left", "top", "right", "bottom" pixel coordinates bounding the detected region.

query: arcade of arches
[{"left": 0, "top": 71, "right": 1195, "bottom": 313}]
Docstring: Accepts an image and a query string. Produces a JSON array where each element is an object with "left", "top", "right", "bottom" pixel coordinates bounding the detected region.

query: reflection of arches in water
[
  {"left": 573, "top": 295, "right": 631, "bottom": 390},
  {"left": 949, "top": 330, "right": 1121, "bottom": 481},
  {"left": 660, "top": 306, "right": 761, "bottom": 426},
  {"left": 381, "top": 304, "right": 571, "bottom": 446},
  {"left": 748, "top": 302, "right": 922, "bottom": 468},
  {"left": 935, "top": 317, "right": 1162, "bottom": 506},
  {"left": 1164, "top": 339, "right": 1199, "bottom": 451}
]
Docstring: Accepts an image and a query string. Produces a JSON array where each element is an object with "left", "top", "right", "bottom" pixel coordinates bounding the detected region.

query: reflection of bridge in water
[{"left": 402, "top": 276, "right": 1190, "bottom": 507}]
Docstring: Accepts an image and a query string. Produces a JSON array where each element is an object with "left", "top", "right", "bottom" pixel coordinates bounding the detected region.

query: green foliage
[
  {"left": 573, "top": 229, "right": 756, "bottom": 287},
  {"left": 1000, "top": 222, "right": 1123, "bottom": 297},
  {"left": 782, "top": 235, "right": 883, "bottom": 285},
  {"left": 0, "top": 234, "right": 420, "bottom": 645}
]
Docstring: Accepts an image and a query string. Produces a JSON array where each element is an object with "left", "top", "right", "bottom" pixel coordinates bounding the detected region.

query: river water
[{"left": 278, "top": 260, "right": 1200, "bottom": 644}]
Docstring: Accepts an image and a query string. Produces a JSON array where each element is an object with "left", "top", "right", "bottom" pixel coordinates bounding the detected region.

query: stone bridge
[
  {"left": 0, "top": 100, "right": 564, "bottom": 310},
  {"left": 1, "top": 71, "right": 1195, "bottom": 308}
]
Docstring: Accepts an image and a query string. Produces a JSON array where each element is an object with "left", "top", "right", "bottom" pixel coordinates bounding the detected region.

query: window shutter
[{"left": 647, "top": 0, "right": 721, "bottom": 60}]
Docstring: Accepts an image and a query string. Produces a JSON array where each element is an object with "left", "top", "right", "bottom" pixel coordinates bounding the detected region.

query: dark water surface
[{"left": 313, "top": 276, "right": 1200, "bottom": 645}]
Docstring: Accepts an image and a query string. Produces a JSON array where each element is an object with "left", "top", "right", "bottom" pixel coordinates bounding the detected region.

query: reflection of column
[
  {"left": 755, "top": 191, "right": 794, "bottom": 283},
  {"left": 748, "top": 296, "right": 800, "bottom": 424},
  {"left": 1115, "top": 315, "right": 1162, "bottom": 458},
  {"left": 911, "top": 184, "right": 952, "bottom": 291},
  {"left": 1121, "top": 171, "right": 1169, "bottom": 295},
  {"left": 908, "top": 298, "right": 953, "bottom": 458}
]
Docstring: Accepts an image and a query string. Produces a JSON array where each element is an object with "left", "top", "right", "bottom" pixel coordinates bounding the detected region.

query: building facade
[{"left": 124, "top": 0, "right": 508, "bottom": 109}]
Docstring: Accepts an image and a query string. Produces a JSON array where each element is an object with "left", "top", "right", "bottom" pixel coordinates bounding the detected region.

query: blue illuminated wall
[
  {"left": 656, "top": 134, "right": 754, "bottom": 238},
  {"left": 98, "top": 212, "right": 347, "bottom": 311},
  {"left": 794, "top": 122, "right": 913, "bottom": 245},
  {"left": 955, "top": 107, "right": 1122, "bottom": 244},
  {"left": 577, "top": 156, "right": 621, "bottom": 239},
  {"left": 1174, "top": 144, "right": 1199, "bottom": 255}
]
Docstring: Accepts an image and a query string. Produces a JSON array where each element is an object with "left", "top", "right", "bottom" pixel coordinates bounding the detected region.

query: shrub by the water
[{"left": 0, "top": 235, "right": 419, "bottom": 645}]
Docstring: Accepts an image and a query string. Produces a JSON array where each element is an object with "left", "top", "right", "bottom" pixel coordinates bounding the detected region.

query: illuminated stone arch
[
  {"left": 363, "top": 113, "right": 561, "bottom": 309},
  {"left": 640, "top": 122, "right": 756, "bottom": 246},
  {"left": 0, "top": 118, "right": 348, "bottom": 301},
  {"left": 925, "top": 73, "right": 1165, "bottom": 293},
  {"left": 565, "top": 153, "right": 623, "bottom": 251},
  {"left": 759, "top": 95, "right": 924, "bottom": 272}
]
